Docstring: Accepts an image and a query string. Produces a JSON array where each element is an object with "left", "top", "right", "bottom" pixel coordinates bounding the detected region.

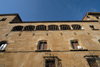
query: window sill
[
  {"left": 35, "top": 50, "right": 51, "bottom": 52},
  {"left": 0, "top": 50, "right": 5, "bottom": 52},
  {"left": 70, "top": 49, "right": 88, "bottom": 51}
]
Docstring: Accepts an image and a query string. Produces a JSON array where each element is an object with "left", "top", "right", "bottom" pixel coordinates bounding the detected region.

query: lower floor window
[
  {"left": 84, "top": 55, "right": 99, "bottom": 67},
  {"left": 87, "top": 58, "right": 98, "bottom": 67},
  {"left": 45, "top": 60, "right": 55, "bottom": 67}
]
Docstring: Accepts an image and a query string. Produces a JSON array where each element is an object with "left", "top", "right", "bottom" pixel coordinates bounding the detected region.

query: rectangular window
[
  {"left": 44, "top": 56, "right": 61, "bottom": 67},
  {"left": 86, "top": 58, "right": 98, "bottom": 67},
  {"left": 71, "top": 40, "right": 83, "bottom": 49},
  {"left": 45, "top": 60, "right": 55, "bottom": 67},
  {"left": 39, "top": 41, "right": 47, "bottom": 50}
]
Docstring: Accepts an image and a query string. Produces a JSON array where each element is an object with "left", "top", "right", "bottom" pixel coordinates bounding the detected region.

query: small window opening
[
  {"left": 45, "top": 60, "right": 55, "bottom": 67},
  {"left": 60, "top": 25, "right": 71, "bottom": 30},
  {"left": 38, "top": 41, "right": 47, "bottom": 50},
  {"left": 72, "top": 24, "right": 82, "bottom": 30},
  {"left": 71, "top": 40, "right": 83, "bottom": 49},
  {"left": 48, "top": 25, "right": 59, "bottom": 30},
  {"left": 0, "top": 41, "right": 7, "bottom": 50}
]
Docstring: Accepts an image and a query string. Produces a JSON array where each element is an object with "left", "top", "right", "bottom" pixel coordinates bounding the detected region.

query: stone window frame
[
  {"left": 43, "top": 56, "right": 62, "bottom": 67},
  {"left": 35, "top": 40, "right": 51, "bottom": 52},
  {"left": 84, "top": 55, "right": 100, "bottom": 67},
  {"left": 70, "top": 39, "right": 88, "bottom": 51}
]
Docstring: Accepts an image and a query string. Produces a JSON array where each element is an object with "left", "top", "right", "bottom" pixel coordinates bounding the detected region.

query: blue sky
[{"left": 0, "top": 0, "right": 100, "bottom": 21}]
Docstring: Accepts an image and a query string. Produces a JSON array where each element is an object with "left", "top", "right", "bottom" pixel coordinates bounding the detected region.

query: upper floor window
[
  {"left": 48, "top": 25, "right": 59, "bottom": 30},
  {"left": 72, "top": 24, "right": 82, "bottom": 30},
  {"left": 23, "top": 25, "right": 35, "bottom": 31},
  {"left": 60, "top": 25, "right": 71, "bottom": 30},
  {"left": 89, "top": 25, "right": 99, "bottom": 30},
  {"left": 11, "top": 26, "right": 23, "bottom": 31},
  {"left": 87, "top": 58, "right": 98, "bottom": 67},
  {"left": 38, "top": 40, "right": 47, "bottom": 50},
  {"left": 36, "top": 25, "right": 46, "bottom": 31},
  {"left": 0, "top": 41, "right": 7, "bottom": 51},
  {"left": 70, "top": 40, "right": 83, "bottom": 49}
]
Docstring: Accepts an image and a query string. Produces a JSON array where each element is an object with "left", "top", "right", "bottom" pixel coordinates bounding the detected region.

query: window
[
  {"left": 0, "top": 18, "right": 7, "bottom": 21},
  {"left": 38, "top": 40, "right": 47, "bottom": 50},
  {"left": 44, "top": 56, "right": 62, "bottom": 67},
  {"left": 48, "top": 25, "right": 59, "bottom": 30},
  {"left": 84, "top": 56, "right": 99, "bottom": 67},
  {"left": 11, "top": 26, "right": 23, "bottom": 31},
  {"left": 36, "top": 25, "right": 46, "bottom": 30},
  {"left": 72, "top": 24, "right": 82, "bottom": 30},
  {"left": 89, "top": 25, "right": 99, "bottom": 30},
  {"left": 0, "top": 41, "right": 7, "bottom": 51},
  {"left": 45, "top": 60, "right": 55, "bottom": 67},
  {"left": 71, "top": 40, "right": 83, "bottom": 49},
  {"left": 60, "top": 25, "right": 71, "bottom": 30},
  {"left": 23, "top": 25, "right": 35, "bottom": 31},
  {"left": 87, "top": 58, "right": 98, "bottom": 67}
]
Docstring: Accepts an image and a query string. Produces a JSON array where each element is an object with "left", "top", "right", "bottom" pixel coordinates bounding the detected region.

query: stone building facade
[{"left": 0, "top": 12, "right": 100, "bottom": 67}]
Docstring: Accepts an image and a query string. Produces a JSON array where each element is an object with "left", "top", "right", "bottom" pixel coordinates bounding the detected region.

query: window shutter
[
  {"left": 73, "top": 43, "right": 77, "bottom": 49},
  {"left": 44, "top": 42, "right": 47, "bottom": 50}
]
